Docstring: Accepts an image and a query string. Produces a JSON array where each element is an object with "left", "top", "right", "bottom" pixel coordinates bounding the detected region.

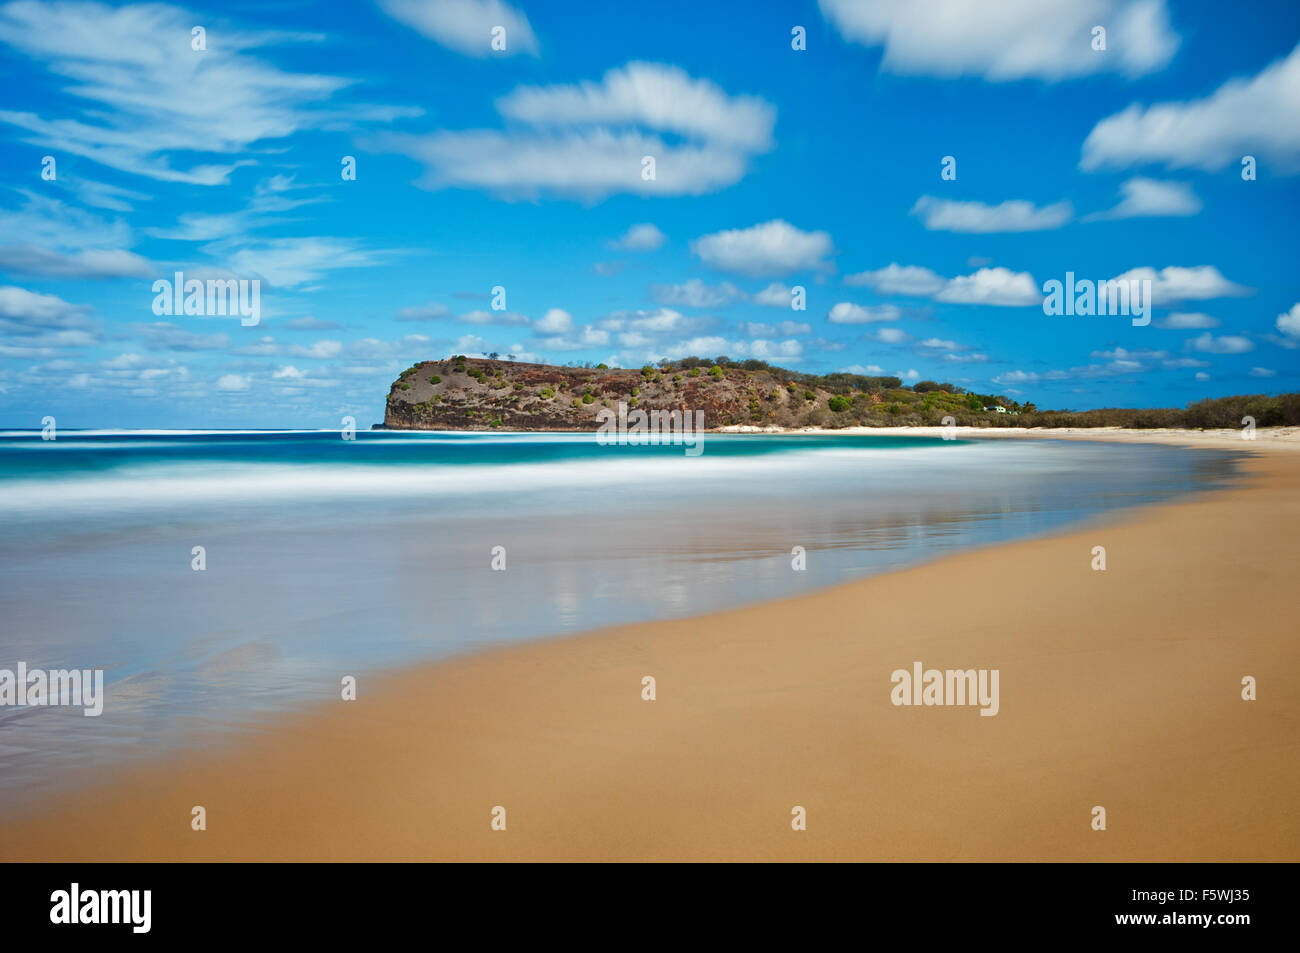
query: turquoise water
[{"left": 0, "top": 430, "right": 1240, "bottom": 810}]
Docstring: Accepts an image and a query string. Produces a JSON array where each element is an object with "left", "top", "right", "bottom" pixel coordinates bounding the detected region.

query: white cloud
[
  {"left": 910, "top": 196, "right": 1073, "bottom": 232},
  {"left": 0, "top": 285, "right": 91, "bottom": 332},
  {"left": 1276, "top": 303, "right": 1300, "bottom": 339},
  {"left": 0, "top": 191, "right": 153, "bottom": 278},
  {"left": 452, "top": 334, "right": 488, "bottom": 354},
  {"left": 919, "top": 338, "right": 961, "bottom": 350},
  {"left": 1189, "top": 333, "right": 1254, "bottom": 354},
  {"left": 841, "top": 363, "right": 885, "bottom": 375},
  {"left": 875, "top": 328, "right": 910, "bottom": 344},
  {"left": 827, "top": 302, "right": 901, "bottom": 324},
  {"left": 219, "top": 237, "right": 381, "bottom": 288},
  {"left": 131, "top": 322, "right": 228, "bottom": 352},
  {"left": 388, "top": 128, "right": 751, "bottom": 200},
  {"left": 273, "top": 365, "right": 305, "bottom": 380},
  {"left": 55, "top": 175, "right": 150, "bottom": 213},
  {"left": 609, "top": 223, "right": 666, "bottom": 251},
  {"left": 378, "top": 0, "right": 538, "bottom": 57},
  {"left": 1109, "top": 265, "right": 1250, "bottom": 305},
  {"left": 738, "top": 320, "right": 812, "bottom": 337},
  {"left": 534, "top": 308, "right": 574, "bottom": 333},
  {"left": 217, "top": 374, "right": 250, "bottom": 392},
  {"left": 652, "top": 279, "right": 744, "bottom": 308},
  {"left": 0, "top": 246, "right": 153, "bottom": 279},
  {"left": 1249, "top": 367, "right": 1277, "bottom": 378},
  {"left": 753, "top": 283, "right": 797, "bottom": 306},
  {"left": 898, "top": 368, "right": 920, "bottom": 381},
  {"left": 0, "top": 1, "right": 414, "bottom": 185},
  {"left": 1155, "top": 311, "right": 1220, "bottom": 329},
  {"left": 598, "top": 308, "right": 688, "bottom": 334},
  {"left": 992, "top": 360, "right": 1149, "bottom": 386},
  {"left": 538, "top": 326, "right": 611, "bottom": 351},
  {"left": 1081, "top": 41, "right": 1300, "bottom": 173},
  {"left": 846, "top": 262, "right": 1039, "bottom": 306},
  {"left": 383, "top": 62, "right": 774, "bottom": 199},
  {"left": 690, "top": 220, "right": 833, "bottom": 277},
  {"left": 818, "top": 0, "right": 1178, "bottom": 81},
  {"left": 499, "top": 61, "right": 774, "bottom": 150},
  {"left": 645, "top": 335, "right": 802, "bottom": 363},
  {"left": 1195, "top": 371, "right": 1210, "bottom": 382},
  {"left": 289, "top": 339, "right": 344, "bottom": 359},
  {"left": 1085, "top": 177, "right": 1202, "bottom": 220},
  {"left": 0, "top": 284, "right": 98, "bottom": 358},
  {"left": 845, "top": 263, "right": 945, "bottom": 296},
  {"left": 934, "top": 267, "right": 1041, "bottom": 306}
]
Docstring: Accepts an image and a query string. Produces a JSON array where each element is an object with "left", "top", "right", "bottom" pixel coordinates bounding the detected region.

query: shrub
[
  {"left": 828, "top": 395, "right": 851, "bottom": 412},
  {"left": 399, "top": 382, "right": 410, "bottom": 391},
  {"left": 708, "top": 365, "right": 725, "bottom": 379},
  {"left": 540, "top": 386, "right": 555, "bottom": 399},
  {"left": 429, "top": 375, "right": 442, "bottom": 384},
  {"left": 804, "top": 390, "right": 815, "bottom": 401},
  {"left": 641, "top": 365, "right": 656, "bottom": 380},
  {"left": 689, "top": 367, "right": 702, "bottom": 377},
  {"left": 582, "top": 392, "right": 595, "bottom": 404}
]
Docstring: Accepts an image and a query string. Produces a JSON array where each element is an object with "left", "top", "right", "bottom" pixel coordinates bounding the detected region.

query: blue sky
[{"left": 0, "top": 0, "right": 1297, "bottom": 428}]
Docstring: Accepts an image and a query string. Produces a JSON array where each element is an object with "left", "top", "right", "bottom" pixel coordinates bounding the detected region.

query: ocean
[{"left": 0, "top": 429, "right": 1240, "bottom": 809}]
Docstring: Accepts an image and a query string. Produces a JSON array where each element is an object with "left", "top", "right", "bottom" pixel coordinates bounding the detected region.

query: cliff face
[{"left": 383, "top": 357, "right": 842, "bottom": 431}]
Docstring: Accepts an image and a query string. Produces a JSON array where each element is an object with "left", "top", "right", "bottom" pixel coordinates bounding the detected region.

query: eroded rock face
[{"left": 382, "top": 357, "right": 820, "bottom": 431}]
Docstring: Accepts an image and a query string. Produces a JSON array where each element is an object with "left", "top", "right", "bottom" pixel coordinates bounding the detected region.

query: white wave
[{"left": 0, "top": 441, "right": 1044, "bottom": 517}]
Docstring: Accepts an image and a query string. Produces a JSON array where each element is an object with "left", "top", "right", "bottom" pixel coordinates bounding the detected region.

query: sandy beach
[{"left": 2, "top": 428, "right": 1297, "bottom": 862}]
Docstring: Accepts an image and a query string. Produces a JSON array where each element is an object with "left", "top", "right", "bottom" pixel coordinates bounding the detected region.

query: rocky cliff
[{"left": 384, "top": 357, "right": 860, "bottom": 431}]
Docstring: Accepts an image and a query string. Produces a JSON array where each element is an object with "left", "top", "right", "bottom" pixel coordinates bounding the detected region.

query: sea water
[{"left": 0, "top": 430, "right": 1240, "bottom": 809}]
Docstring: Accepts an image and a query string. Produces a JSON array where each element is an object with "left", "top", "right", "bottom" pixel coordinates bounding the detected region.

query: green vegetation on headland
[{"left": 384, "top": 355, "right": 1300, "bottom": 431}]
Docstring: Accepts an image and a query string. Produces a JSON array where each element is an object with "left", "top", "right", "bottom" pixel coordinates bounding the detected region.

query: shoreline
[
  {"left": 374, "top": 421, "right": 1300, "bottom": 453},
  {"left": 2, "top": 429, "right": 1297, "bottom": 861}
]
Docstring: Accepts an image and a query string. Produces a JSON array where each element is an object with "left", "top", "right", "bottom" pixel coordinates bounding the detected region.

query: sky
[{"left": 0, "top": 0, "right": 1297, "bottom": 428}]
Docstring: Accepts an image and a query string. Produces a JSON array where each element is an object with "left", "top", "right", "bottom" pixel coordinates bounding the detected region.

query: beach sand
[{"left": 3, "top": 429, "right": 1298, "bottom": 861}]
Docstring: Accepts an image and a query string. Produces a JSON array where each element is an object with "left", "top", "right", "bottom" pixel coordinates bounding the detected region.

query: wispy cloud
[
  {"left": 0, "top": 0, "right": 418, "bottom": 185},
  {"left": 378, "top": 0, "right": 539, "bottom": 57},
  {"left": 911, "top": 196, "right": 1072, "bottom": 233},
  {"left": 1084, "top": 177, "right": 1202, "bottom": 221},
  {"left": 1081, "top": 41, "right": 1300, "bottom": 173},
  {"left": 379, "top": 62, "right": 775, "bottom": 199},
  {"left": 818, "top": 0, "right": 1178, "bottom": 81}
]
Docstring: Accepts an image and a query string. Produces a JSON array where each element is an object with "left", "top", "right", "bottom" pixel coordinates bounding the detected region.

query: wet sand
[{"left": 2, "top": 429, "right": 1297, "bottom": 861}]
